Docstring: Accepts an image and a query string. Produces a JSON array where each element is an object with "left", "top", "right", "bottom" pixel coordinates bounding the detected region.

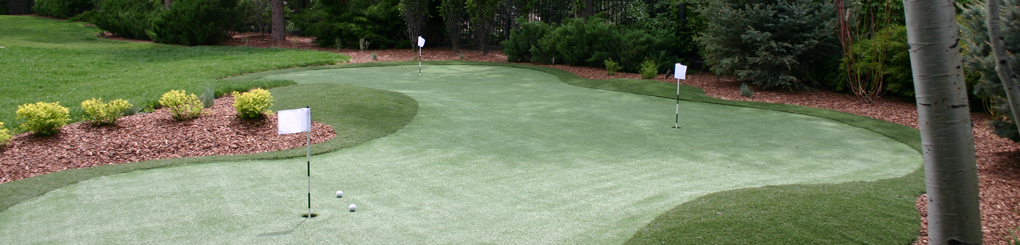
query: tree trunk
[
  {"left": 271, "top": 0, "right": 286, "bottom": 42},
  {"left": 164, "top": 0, "right": 173, "bottom": 10},
  {"left": 903, "top": 0, "right": 983, "bottom": 244},
  {"left": 987, "top": 0, "right": 1020, "bottom": 134}
]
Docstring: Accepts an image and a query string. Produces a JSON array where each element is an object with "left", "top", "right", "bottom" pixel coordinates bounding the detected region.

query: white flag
[
  {"left": 278, "top": 107, "right": 310, "bottom": 135},
  {"left": 674, "top": 63, "right": 688, "bottom": 80},
  {"left": 417, "top": 36, "right": 425, "bottom": 48}
]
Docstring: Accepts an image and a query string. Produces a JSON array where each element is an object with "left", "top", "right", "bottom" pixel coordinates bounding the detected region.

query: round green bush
[
  {"left": 0, "top": 122, "right": 11, "bottom": 146},
  {"left": 159, "top": 90, "right": 204, "bottom": 121},
  {"left": 16, "top": 101, "right": 70, "bottom": 136},
  {"left": 232, "top": 88, "right": 274, "bottom": 119},
  {"left": 82, "top": 98, "right": 133, "bottom": 126}
]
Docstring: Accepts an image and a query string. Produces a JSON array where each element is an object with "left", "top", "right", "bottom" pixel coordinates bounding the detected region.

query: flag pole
[
  {"left": 675, "top": 78, "right": 680, "bottom": 129},
  {"left": 418, "top": 46, "right": 422, "bottom": 77},
  {"left": 305, "top": 106, "right": 312, "bottom": 218}
]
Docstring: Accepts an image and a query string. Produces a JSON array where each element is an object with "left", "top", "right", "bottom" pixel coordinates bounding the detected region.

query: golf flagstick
[
  {"left": 305, "top": 106, "right": 311, "bottom": 218},
  {"left": 277, "top": 106, "right": 314, "bottom": 218},
  {"left": 417, "top": 36, "right": 425, "bottom": 77},
  {"left": 673, "top": 63, "right": 687, "bottom": 129}
]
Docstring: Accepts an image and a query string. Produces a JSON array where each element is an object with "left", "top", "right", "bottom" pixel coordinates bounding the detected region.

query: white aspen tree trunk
[
  {"left": 271, "top": 0, "right": 286, "bottom": 42},
  {"left": 903, "top": 0, "right": 983, "bottom": 244},
  {"left": 987, "top": 0, "right": 1020, "bottom": 133}
]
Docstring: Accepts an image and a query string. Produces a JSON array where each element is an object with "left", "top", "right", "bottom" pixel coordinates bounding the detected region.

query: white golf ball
[
  {"left": 349, "top": 204, "right": 357, "bottom": 212},
  {"left": 336, "top": 190, "right": 343, "bottom": 198}
]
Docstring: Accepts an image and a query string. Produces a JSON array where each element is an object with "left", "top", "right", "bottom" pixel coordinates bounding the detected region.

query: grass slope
[
  {"left": 0, "top": 16, "right": 349, "bottom": 132},
  {"left": 236, "top": 61, "right": 925, "bottom": 244}
]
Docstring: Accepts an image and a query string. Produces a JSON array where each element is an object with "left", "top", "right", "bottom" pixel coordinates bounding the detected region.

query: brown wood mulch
[
  {"left": 0, "top": 96, "right": 335, "bottom": 183},
  {"left": 3, "top": 31, "right": 1017, "bottom": 244}
]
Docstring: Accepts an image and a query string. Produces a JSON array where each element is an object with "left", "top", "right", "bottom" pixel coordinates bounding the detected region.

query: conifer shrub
[
  {"left": 640, "top": 59, "right": 658, "bottom": 79},
  {"left": 201, "top": 87, "right": 216, "bottom": 108},
  {"left": 16, "top": 102, "right": 70, "bottom": 136},
  {"left": 604, "top": 58, "right": 621, "bottom": 76},
  {"left": 92, "top": 0, "right": 159, "bottom": 40},
  {"left": 696, "top": 0, "right": 838, "bottom": 89},
  {"left": 232, "top": 88, "right": 274, "bottom": 119},
  {"left": 33, "top": 0, "right": 93, "bottom": 19},
  {"left": 159, "top": 90, "right": 204, "bottom": 121},
  {"left": 147, "top": 0, "right": 242, "bottom": 45},
  {"left": 503, "top": 19, "right": 554, "bottom": 63},
  {"left": 81, "top": 98, "right": 133, "bottom": 126},
  {"left": 960, "top": 0, "right": 1020, "bottom": 142},
  {"left": 0, "top": 122, "right": 11, "bottom": 146}
]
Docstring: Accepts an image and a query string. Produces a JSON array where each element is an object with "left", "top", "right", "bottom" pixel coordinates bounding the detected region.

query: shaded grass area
[
  {"left": 234, "top": 61, "right": 924, "bottom": 244},
  {"left": 0, "top": 16, "right": 349, "bottom": 132},
  {"left": 0, "top": 83, "right": 418, "bottom": 213}
]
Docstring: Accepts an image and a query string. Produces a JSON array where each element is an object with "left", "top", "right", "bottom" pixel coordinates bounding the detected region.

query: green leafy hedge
[{"left": 503, "top": 17, "right": 672, "bottom": 73}]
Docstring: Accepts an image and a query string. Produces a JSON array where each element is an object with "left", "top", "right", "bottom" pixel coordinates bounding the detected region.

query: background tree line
[{"left": 6, "top": 0, "right": 1018, "bottom": 142}]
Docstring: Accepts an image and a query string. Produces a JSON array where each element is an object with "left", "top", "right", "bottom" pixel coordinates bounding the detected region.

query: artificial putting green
[{"left": 0, "top": 64, "right": 921, "bottom": 244}]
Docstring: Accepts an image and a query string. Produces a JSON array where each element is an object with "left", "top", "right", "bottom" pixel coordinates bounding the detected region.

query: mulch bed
[
  {"left": 2, "top": 31, "right": 1016, "bottom": 244},
  {"left": 0, "top": 96, "right": 335, "bottom": 183}
]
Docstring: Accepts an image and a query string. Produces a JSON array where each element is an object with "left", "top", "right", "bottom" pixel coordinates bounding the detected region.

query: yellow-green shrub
[
  {"left": 16, "top": 101, "right": 71, "bottom": 136},
  {"left": 232, "top": 88, "right": 274, "bottom": 119},
  {"left": 159, "top": 90, "right": 204, "bottom": 121},
  {"left": 0, "top": 122, "right": 11, "bottom": 146},
  {"left": 82, "top": 98, "right": 133, "bottom": 126}
]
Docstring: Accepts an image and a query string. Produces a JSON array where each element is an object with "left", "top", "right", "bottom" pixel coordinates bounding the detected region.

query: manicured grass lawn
[
  {"left": 0, "top": 63, "right": 923, "bottom": 244},
  {"left": 0, "top": 16, "right": 349, "bottom": 132}
]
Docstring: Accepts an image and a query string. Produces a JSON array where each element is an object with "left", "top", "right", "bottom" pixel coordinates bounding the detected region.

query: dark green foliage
[
  {"left": 696, "top": 0, "right": 839, "bottom": 90},
  {"left": 92, "top": 0, "right": 241, "bottom": 45},
  {"left": 439, "top": 0, "right": 465, "bottom": 50},
  {"left": 92, "top": 0, "right": 158, "bottom": 40},
  {"left": 502, "top": 19, "right": 553, "bottom": 62},
  {"left": 960, "top": 0, "right": 1020, "bottom": 142},
  {"left": 740, "top": 82, "right": 754, "bottom": 97},
  {"left": 838, "top": 25, "right": 913, "bottom": 97},
  {"left": 33, "top": 0, "right": 93, "bottom": 19},
  {"left": 504, "top": 17, "right": 666, "bottom": 73},
  {"left": 293, "top": 0, "right": 407, "bottom": 49},
  {"left": 147, "top": 0, "right": 242, "bottom": 45},
  {"left": 466, "top": 0, "right": 499, "bottom": 54},
  {"left": 236, "top": 0, "right": 273, "bottom": 33}
]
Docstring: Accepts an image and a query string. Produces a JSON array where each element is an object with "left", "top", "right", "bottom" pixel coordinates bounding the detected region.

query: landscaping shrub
[
  {"left": 159, "top": 90, "right": 204, "bottom": 121},
  {"left": 604, "top": 58, "right": 621, "bottom": 76},
  {"left": 503, "top": 19, "right": 553, "bottom": 63},
  {"left": 201, "top": 87, "right": 216, "bottom": 108},
  {"left": 696, "top": 0, "right": 839, "bottom": 90},
  {"left": 960, "top": 0, "right": 1020, "bottom": 142},
  {"left": 232, "top": 88, "right": 274, "bottom": 119},
  {"left": 81, "top": 98, "right": 133, "bottom": 126},
  {"left": 16, "top": 101, "right": 70, "bottom": 136},
  {"left": 33, "top": 0, "right": 93, "bottom": 19},
  {"left": 92, "top": 0, "right": 160, "bottom": 40},
  {"left": 0, "top": 122, "right": 11, "bottom": 146},
  {"left": 837, "top": 25, "right": 914, "bottom": 97},
  {"left": 147, "top": 0, "right": 242, "bottom": 45},
  {"left": 640, "top": 59, "right": 658, "bottom": 79},
  {"left": 740, "top": 82, "right": 754, "bottom": 98},
  {"left": 294, "top": 0, "right": 407, "bottom": 49}
]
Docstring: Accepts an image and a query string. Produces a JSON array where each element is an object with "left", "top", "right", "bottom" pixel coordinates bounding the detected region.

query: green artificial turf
[
  {"left": 0, "top": 15, "right": 349, "bottom": 132},
  {"left": 0, "top": 63, "right": 922, "bottom": 244}
]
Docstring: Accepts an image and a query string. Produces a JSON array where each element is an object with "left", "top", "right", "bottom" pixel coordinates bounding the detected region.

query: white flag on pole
[
  {"left": 674, "top": 63, "right": 688, "bottom": 80},
  {"left": 278, "top": 108, "right": 311, "bottom": 135},
  {"left": 417, "top": 36, "right": 425, "bottom": 47}
]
